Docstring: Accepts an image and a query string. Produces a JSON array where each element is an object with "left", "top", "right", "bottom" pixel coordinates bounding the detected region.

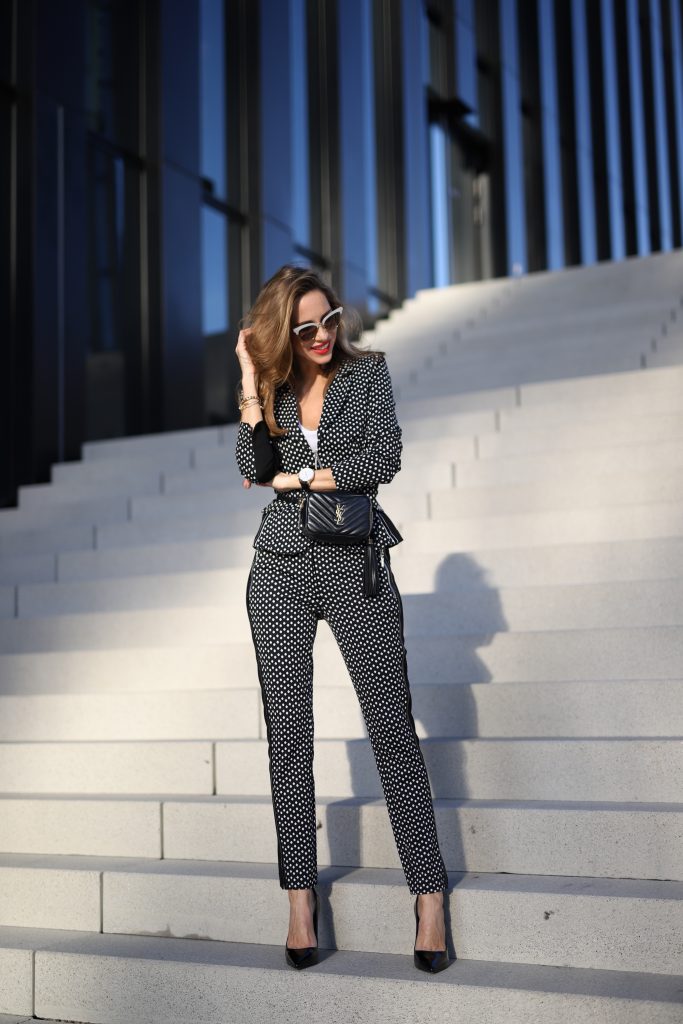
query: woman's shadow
[{"left": 319, "top": 551, "right": 508, "bottom": 956}]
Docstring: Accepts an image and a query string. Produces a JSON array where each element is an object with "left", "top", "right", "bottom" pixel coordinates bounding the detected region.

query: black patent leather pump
[
  {"left": 413, "top": 894, "right": 452, "bottom": 974},
  {"left": 285, "top": 887, "right": 319, "bottom": 970}
]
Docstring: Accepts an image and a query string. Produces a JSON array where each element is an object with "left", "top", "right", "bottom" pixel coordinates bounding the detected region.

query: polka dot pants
[{"left": 245, "top": 541, "right": 449, "bottom": 895}]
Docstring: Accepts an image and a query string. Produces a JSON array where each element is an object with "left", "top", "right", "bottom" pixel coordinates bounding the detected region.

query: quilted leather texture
[{"left": 301, "top": 492, "right": 373, "bottom": 543}]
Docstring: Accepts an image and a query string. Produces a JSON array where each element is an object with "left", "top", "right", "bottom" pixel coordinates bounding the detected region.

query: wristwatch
[{"left": 298, "top": 466, "right": 315, "bottom": 491}]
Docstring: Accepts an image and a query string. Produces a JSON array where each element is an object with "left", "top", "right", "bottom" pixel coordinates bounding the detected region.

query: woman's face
[{"left": 292, "top": 289, "right": 337, "bottom": 369}]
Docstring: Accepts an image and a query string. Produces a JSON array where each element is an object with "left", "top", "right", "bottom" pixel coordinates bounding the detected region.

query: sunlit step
[
  {"left": 12, "top": 576, "right": 683, "bottom": 637},
  {"left": 0, "top": 857, "right": 681, "bottom": 975},
  {"left": 2, "top": 926, "right": 681, "bottom": 1024},
  {"left": 0, "top": 624, "right": 680, "bottom": 685},
  {"left": 1, "top": 680, "right": 681, "bottom": 741},
  {"left": 2, "top": 793, "right": 678, "bottom": 881}
]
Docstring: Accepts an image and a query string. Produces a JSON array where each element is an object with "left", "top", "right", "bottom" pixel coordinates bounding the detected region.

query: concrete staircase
[{"left": 1, "top": 250, "right": 683, "bottom": 1023}]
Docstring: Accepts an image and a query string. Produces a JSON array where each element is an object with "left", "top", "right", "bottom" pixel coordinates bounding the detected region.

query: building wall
[{"left": 1, "top": 0, "right": 682, "bottom": 506}]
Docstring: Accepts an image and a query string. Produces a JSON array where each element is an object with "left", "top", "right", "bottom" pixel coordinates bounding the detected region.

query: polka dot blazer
[{"left": 235, "top": 352, "right": 404, "bottom": 554}]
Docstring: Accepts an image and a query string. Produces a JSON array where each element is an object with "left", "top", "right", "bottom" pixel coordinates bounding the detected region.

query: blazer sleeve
[
  {"left": 330, "top": 354, "right": 402, "bottom": 489},
  {"left": 235, "top": 419, "right": 277, "bottom": 484}
]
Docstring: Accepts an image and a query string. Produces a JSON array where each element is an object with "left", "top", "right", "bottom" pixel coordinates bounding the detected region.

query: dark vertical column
[
  {"left": 474, "top": 0, "right": 507, "bottom": 278},
  {"left": 259, "top": 0, "right": 294, "bottom": 276},
  {"left": 646, "top": 0, "right": 674, "bottom": 250},
  {"left": 158, "top": 0, "right": 203, "bottom": 428},
  {"left": 141, "top": 0, "right": 164, "bottom": 435},
  {"left": 400, "top": 0, "right": 430, "bottom": 297},
  {"left": 33, "top": 0, "right": 87, "bottom": 482},
  {"left": 537, "top": 0, "right": 565, "bottom": 269},
  {"left": 625, "top": 0, "right": 651, "bottom": 253},
  {"left": 373, "top": 0, "right": 405, "bottom": 304},
  {"left": 227, "top": 0, "right": 261, "bottom": 319},
  {"left": 585, "top": 0, "right": 611, "bottom": 261},
  {"left": 639, "top": 0, "right": 661, "bottom": 251},
  {"left": 613, "top": 0, "right": 638, "bottom": 254},
  {"left": 518, "top": 0, "right": 546, "bottom": 272},
  {"left": 336, "top": 0, "right": 373, "bottom": 312},
  {"left": 62, "top": 106, "right": 88, "bottom": 462},
  {"left": 571, "top": 0, "right": 597, "bottom": 264},
  {"left": 0, "top": 0, "right": 19, "bottom": 506},
  {"left": 600, "top": 0, "right": 627, "bottom": 260},
  {"left": 499, "top": 0, "right": 527, "bottom": 274},
  {"left": 663, "top": 0, "right": 683, "bottom": 247},
  {"left": 553, "top": 0, "right": 581, "bottom": 266}
]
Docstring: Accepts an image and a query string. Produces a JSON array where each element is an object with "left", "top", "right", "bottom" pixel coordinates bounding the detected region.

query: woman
[{"left": 235, "top": 264, "right": 451, "bottom": 973}]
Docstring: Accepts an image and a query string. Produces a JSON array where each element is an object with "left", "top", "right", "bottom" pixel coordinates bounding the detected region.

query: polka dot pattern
[
  {"left": 238, "top": 351, "right": 448, "bottom": 895},
  {"left": 235, "top": 353, "right": 404, "bottom": 553},
  {"left": 246, "top": 544, "right": 449, "bottom": 895}
]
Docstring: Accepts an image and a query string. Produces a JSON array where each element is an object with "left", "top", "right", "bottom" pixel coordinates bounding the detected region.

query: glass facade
[{"left": 2, "top": 0, "right": 683, "bottom": 507}]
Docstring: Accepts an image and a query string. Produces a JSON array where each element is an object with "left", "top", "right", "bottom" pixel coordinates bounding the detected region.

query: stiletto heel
[
  {"left": 285, "top": 887, "right": 319, "bottom": 970},
  {"left": 413, "top": 894, "right": 451, "bottom": 973}
]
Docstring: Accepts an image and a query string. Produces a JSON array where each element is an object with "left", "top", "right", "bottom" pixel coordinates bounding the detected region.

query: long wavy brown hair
[{"left": 237, "top": 264, "right": 382, "bottom": 438}]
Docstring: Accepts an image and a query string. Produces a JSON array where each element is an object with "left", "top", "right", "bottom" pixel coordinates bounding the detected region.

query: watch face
[{"left": 299, "top": 467, "right": 315, "bottom": 483}]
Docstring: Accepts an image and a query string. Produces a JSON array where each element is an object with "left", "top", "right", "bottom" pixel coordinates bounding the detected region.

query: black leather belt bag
[{"left": 299, "top": 491, "right": 379, "bottom": 597}]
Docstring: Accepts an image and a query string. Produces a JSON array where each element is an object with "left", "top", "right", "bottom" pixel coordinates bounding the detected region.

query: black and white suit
[{"left": 235, "top": 352, "right": 449, "bottom": 894}]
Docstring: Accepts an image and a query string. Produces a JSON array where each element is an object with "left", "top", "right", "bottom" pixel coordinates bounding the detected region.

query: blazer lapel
[
  {"left": 276, "top": 385, "right": 314, "bottom": 465},
  {"left": 318, "top": 358, "right": 354, "bottom": 436}
]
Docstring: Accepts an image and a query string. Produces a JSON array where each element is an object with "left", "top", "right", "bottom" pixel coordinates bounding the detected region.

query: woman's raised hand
[{"left": 236, "top": 328, "right": 257, "bottom": 378}]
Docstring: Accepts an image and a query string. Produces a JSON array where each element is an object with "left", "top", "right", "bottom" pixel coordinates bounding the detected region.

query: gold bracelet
[{"left": 239, "top": 398, "right": 262, "bottom": 412}]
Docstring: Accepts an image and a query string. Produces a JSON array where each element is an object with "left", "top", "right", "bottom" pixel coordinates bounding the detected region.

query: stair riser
[
  {"left": 1, "top": 798, "right": 679, "bottom": 882},
  {"left": 0, "top": 738, "right": 679, "bottom": 802},
  {"left": 0, "top": 869, "right": 678, "bottom": 974},
  {"left": 0, "top": 627, "right": 680, "bottom": 684},
  {"left": 406, "top": 502, "right": 683, "bottom": 552},
  {"left": 12, "top": 464, "right": 683, "bottom": 533},
  {"left": 11, "top": 576, "right": 683, "bottom": 634},
  {"left": 430, "top": 472, "right": 683, "bottom": 518},
  {"left": 27, "top": 954, "right": 683, "bottom": 1024},
  {"left": 216, "top": 739, "right": 683, "bottom": 803},
  {"left": 1, "top": 682, "right": 682, "bottom": 741},
  {"left": 41, "top": 536, "right": 683, "bottom": 588}
]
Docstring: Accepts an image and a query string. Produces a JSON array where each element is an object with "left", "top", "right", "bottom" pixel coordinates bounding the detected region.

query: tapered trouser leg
[
  {"left": 246, "top": 549, "right": 319, "bottom": 890},
  {"left": 246, "top": 543, "right": 449, "bottom": 895},
  {"left": 319, "top": 544, "right": 449, "bottom": 895}
]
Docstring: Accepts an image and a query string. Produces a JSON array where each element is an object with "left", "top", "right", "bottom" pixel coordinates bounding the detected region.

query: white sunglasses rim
[{"left": 292, "top": 306, "right": 344, "bottom": 338}]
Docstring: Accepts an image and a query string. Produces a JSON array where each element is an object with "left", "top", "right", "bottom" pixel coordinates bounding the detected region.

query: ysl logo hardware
[{"left": 335, "top": 502, "right": 345, "bottom": 525}]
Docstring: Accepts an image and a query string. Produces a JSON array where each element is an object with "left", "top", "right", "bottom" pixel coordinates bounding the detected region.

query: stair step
[
  {"left": 82, "top": 425, "right": 225, "bottom": 461},
  {"left": 9, "top": 573, "right": 683, "bottom": 631},
  {"left": 403, "top": 500, "right": 683, "bottom": 551},
  {"left": 429, "top": 468, "right": 683, "bottom": 518},
  {"left": 15, "top": 460, "right": 683, "bottom": 527},
  {"left": 216, "top": 737, "right": 683, "bottom": 802},
  {"left": 0, "top": 523, "right": 94, "bottom": 558},
  {"left": 2, "top": 927, "right": 681, "bottom": 1024},
  {"left": 0, "top": 623, "right": 680, "bottom": 683},
  {"left": 0, "top": 495, "right": 131, "bottom": 532},
  {"left": 0, "top": 795, "right": 679, "bottom": 881},
  {"left": 394, "top": 363, "right": 683, "bottom": 419},
  {"left": 35, "top": 534, "right": 683, "bottom": 588},
  {"left": 1, "top": 679, "right": 681, "bottom": 740},
  {"left": 5, "top": 465, "right": 683, "bottom": 544},
  {"left": 497, "top": 388, "right": 683, "bottom": 424},
  {"left": 0, "top": 857, "right": 680, "bottom": 974},
  {"left": 518, "top": 363, "right": 683, "bottom": 404},
  {"left": 397, "top": 353, "right": 649, "bottom": 398},
  {"left": 476, "top": 411, "right": 683, "bottom": 459},
  {"left": 35, "top": 493, "right": 681, "bottom": 555},
  {"left": 453, "top": 438, "right": 683, "bottom": 487},
  {"left": 0, "top": 735, "right": 680, "bottom": 802}
]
